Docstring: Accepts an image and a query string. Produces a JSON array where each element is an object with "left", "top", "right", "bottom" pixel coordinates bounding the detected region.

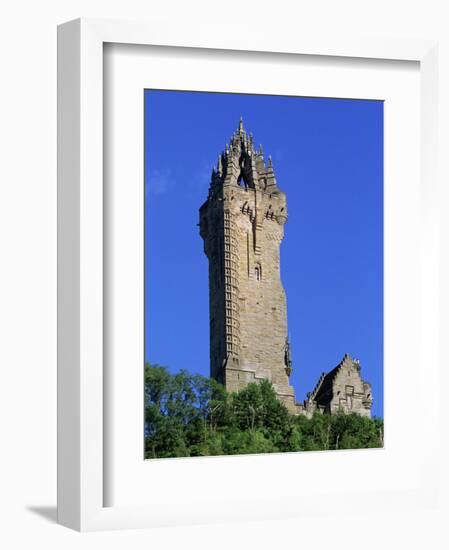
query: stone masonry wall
[
  {"left": 329, "top": 364, "right": 372, "bottom": 417},
  {"left": 200, "top": 173, "right": 297, "bottom": 412},
  {"left": 223, "top": 185, "right": 296, "bottom": 411}
]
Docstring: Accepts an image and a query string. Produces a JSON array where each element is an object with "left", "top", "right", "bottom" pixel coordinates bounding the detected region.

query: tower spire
[{"left": 205, "top": 122, "right": 282, "bottom": 193}]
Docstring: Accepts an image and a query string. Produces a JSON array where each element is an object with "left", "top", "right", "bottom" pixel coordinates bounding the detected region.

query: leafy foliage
[{"left": 144, "top": 363, "right": 383, "bottom": 459}]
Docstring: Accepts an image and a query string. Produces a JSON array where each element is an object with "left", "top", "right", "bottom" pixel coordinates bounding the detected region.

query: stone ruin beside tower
[{"left": 199, "top": 118, "right": 373, "bottom": 417}]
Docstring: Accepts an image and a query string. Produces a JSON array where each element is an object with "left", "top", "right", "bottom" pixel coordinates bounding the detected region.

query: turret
[{"left": 204, "top": 117, "right": 283, "bottom": 197}]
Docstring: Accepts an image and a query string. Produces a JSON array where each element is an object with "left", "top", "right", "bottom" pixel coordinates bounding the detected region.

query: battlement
[{"left": 207, "top": 117, "right": 280, "bottom": 197}]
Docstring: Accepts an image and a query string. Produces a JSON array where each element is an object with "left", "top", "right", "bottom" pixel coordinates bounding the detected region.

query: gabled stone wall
[{"left": 301, "top": 354, "right": 373, "bottom": 418}]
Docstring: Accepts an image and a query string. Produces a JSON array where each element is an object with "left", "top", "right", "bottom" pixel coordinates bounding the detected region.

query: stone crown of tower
[{"left": 208, "top": 117, "right": 280, "bottom": 198}]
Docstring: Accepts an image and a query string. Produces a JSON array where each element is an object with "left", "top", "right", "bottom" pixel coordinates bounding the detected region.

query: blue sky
[{"left": 145, "top": 90, "right": 384, "bottom": 418}]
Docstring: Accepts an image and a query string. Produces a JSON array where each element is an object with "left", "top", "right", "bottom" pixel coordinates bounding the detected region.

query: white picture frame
[{"left": 57, "top": 17, "right": 443, "bottom": 531}]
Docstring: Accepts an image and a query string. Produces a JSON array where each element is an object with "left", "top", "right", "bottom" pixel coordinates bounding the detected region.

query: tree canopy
[{"left": 144, "top": 363, "right": 383, "bottom": 459}]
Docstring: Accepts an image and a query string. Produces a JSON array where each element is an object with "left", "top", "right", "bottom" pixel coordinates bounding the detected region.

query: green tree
[{"left": 144, "top": 363, "right": 383, "bottom": 459}]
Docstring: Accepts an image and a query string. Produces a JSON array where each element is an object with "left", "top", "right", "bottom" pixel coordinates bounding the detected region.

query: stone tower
[{"left": 199, "top": 118, "right": 297, "bottom": 412}]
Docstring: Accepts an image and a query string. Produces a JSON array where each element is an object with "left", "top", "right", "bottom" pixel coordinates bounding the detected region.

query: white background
[
  {"left": 105, "top": 44, "right": 426, "bottom": 511},
  {"left": 1, "top": 1, "right": 448, "bottom": 549}
]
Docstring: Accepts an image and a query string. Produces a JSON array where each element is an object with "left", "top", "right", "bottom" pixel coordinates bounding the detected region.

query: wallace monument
[{"left": 199, "top": 118, "right": 373, "bottom": 417}]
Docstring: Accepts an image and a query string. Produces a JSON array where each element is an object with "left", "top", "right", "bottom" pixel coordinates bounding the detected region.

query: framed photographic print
[
  {"left": 58, "top": 18, "right": 443, "bottom": 531},
  {"left": 143, "top": 90, "right": 383, "bottom": 461}
]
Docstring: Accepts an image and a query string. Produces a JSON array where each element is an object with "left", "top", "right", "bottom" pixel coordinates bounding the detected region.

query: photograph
[
  {"left": 144, "top": 89, "right": 384, "bottom": 459},
  {"left": 2, "top": 1, "right": 442, "bottom": 541}
]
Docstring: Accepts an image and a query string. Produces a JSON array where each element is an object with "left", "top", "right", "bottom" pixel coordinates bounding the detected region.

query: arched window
[{"left": 255, "top": 264, "right": 262, "bottom": 281}]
